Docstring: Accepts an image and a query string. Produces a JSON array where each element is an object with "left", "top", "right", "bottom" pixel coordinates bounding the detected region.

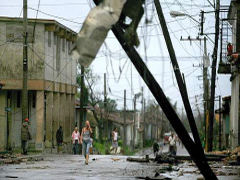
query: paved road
[
  {"left": 1, "top": 154, "right": 163, "bottom": 180},
  {"left": 1, "top": 153, "right": 240, "bottom": 180}
]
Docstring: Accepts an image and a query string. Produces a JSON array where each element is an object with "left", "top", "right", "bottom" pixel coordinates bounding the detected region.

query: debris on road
[
  {"left": 127, "top": 157, "right": 150, "bottom": 163},
  {"left": 0, "top": 153, "right": 43, "bottom": 165},
  {"left": 111, "top": 158, "right": 120, "bottom": 161}
]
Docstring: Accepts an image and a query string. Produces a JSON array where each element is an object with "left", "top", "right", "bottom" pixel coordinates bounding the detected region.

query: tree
[{"left": 77, "top": 67, "right": 118, "bottom": 141}]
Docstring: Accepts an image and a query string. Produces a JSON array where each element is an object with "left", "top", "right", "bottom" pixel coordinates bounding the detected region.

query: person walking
[
  {"left": 56, "top": 126, "right": 63, "bottom": 153},
  {"left": 111, "top": 128, "right": 118, "bottom": 154},
  {"left": 80, "top": 121, "right": 92, "bottom": 165},
  {"left": 21, "top": 118, "right": 31, "bottom": 155},
  {"left": 72, "top": 127, "right": 80, "bottom": 155},
  {"left": 168, "top": 132, "right": 177, "bottom": 156}
]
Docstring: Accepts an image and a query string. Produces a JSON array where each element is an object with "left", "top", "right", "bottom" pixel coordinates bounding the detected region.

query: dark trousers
[
  {"left": 169, "top": 145, "right": 176, "bottom": 156},
  {"left": 57, "top": 143, "right": 62, "bottom": 153},
  {"left": 73, "top": 140, "right": 79, "bottom": 155},
  {"left": 22, "top": 140, "right": 27, "bottom": 155}
]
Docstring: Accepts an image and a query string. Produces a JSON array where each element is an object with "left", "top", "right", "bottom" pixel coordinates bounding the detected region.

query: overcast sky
[{"left": 0, "top": 0, "right": 232, "bottom": 114}]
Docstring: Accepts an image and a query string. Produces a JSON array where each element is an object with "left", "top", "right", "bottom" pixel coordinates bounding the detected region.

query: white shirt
[
  {"left": 168, "top": 135, "right": 176, "bottom": 146},
  {"left": 113, "top": 131, "right": 118, "bottom": 141}
]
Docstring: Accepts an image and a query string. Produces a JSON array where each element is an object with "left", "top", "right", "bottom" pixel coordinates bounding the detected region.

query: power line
[{"left": 28, "top": 7, "right": 83, "bottom": 25}]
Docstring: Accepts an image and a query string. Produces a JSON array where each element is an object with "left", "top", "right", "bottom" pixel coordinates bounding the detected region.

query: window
[
  {"left": 32, "top": 92, "right": 36, "bottom": 108},
  {"left": 62, "top": 38, "right": 65, "bottom": 52},
  {"left": 48, "top": 31, "right": 51, "bottom": 47},
  {"left": 17, "top": 91, "right": 21, "bottom": 108}
]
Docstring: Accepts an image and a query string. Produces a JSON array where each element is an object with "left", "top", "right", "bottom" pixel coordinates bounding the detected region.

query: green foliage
[
  {"left": 93, "top": 140, "right": 111, "bottom": 155},
  {"left": 122, "top": 146, "right": 135, "bottom": 156},
  {"left": 143, "top": 139, "right": 154, "bottom": 148},
  {"left": 98, "top": 98, "right": 118, "bottom": 112},
  {"left": 118, "top": 139, "right": 123, "bottom": 147}
]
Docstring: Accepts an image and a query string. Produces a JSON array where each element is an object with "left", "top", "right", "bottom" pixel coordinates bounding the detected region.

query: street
[{"left": 1, "top": 144, "right": 240, "bottom": 180}]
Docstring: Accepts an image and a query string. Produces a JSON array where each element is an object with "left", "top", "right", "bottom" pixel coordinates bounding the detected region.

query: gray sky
[{"left": 0, "top": 0, "right": 232, "bottom": 114}]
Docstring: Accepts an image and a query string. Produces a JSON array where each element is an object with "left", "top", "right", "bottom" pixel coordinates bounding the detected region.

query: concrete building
[
  {"left": 218, "top": 0, "right": 240, "bottom": 149},
  {"left": 228, "top": 1, "right": 240, "bottom": 148},
  {"left": 0, "top": 17, "right": 77, "bottom": 152}
]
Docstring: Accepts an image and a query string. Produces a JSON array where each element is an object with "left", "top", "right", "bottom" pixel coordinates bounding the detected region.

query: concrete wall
[
  {"left": 0, "top": 22, "right": 45, "bottom": 80},
  {"left": 0, "top": 91, "right": 7, "bottom": 151},
  {"left": 0, "top": 20, "right": 77, "bottom": 152},
  {"left": 44, "top": 31, "right": 76, "bottom": 85},
  {"left": 230, "top": 75, "right": 239, "bottom": 148}
]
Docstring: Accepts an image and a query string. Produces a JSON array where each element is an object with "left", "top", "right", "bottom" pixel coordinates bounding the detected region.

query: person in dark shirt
[{"left": 56, "top": 126, "right": 63, "bottom": 153}]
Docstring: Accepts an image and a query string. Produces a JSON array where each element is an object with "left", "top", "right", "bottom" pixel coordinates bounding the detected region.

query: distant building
[{"left": 0, "top": 17, "right": 77, "bottom": 151}]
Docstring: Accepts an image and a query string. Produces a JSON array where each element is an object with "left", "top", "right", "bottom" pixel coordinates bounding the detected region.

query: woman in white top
[
  {"left": 72, "top": 127, "right": 80, "bottom": 154},
  {"left": 111, "top": 128, "right": 118, "bottom": 154}
]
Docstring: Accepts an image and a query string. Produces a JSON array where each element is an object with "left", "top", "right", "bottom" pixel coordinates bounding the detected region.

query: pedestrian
[
  {"left": 168, "top": 132, "right": 177, "bottom": 156},
  {"left": 72, "top": 127, "right": 80, "bottom": 155},
  {"left": 153, "top": 141, "right": 159, "bottom": 157},
  {"left": 80, "top": 121, "right": 92, "bottom": 165},
  {"left": 21, "top": 118, "right": 31, "bottom": 155},
  {"left": 56, "top": 126, "right": 63, "bottom": 153},
  {"left": 110, "top": 127, "right": 118, "bottom": 154}
]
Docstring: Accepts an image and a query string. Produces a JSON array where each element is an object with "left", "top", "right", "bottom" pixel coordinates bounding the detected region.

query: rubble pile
[{"left": 0, "top": 153, "right": 43, "bottom": 165}]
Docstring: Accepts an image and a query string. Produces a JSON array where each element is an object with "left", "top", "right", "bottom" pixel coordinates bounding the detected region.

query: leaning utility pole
[
  {"left": 22, "top": 0, "right": 28, "bottom": 122},
  {"left": 123, "top": 89, "right": 127, "bottom": 147},
  {"left": 92, "top": 0, "right": 217, "bottom": 178},
  {"left": 79, "top": 65, "right": 85, "bottom": 131},
  {"left": 208, "top": 0, "right": 220, "bottom": 152},
  {"left": 154, "top": 0, "right": 204, "bottom": 156}
]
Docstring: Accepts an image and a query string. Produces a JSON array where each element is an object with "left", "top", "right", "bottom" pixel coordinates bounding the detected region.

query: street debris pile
[
  {"left": 208, "top": 146, "right": 240, "bottom": 165},
  {"left": 0, "top": 153, "right": 43, "bottom": 165},
  {"left": 126, "top": 146, "right": 240, "bottom": 179}
]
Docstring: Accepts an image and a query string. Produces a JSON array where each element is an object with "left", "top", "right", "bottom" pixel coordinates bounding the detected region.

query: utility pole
[
  {"left": 203, "top": 37, "right": 210, "bottom": 151},
  {"left": 104, "top": 73, "right": 108, "bottom": 139},
  {"left": 141, "top": 87, "right": 144, "bottom": 151},
  {"left": 22, "top": 0, "right": 28, "bottom": 122},
  {"left": 132, "top": 95, "right": 136, "bottom": 150},
  {"left": 219, "top": 95, "right": 222, "bottom": 150},
  {"left": 208, "top": 0, "right": 220, "bottom": 152},
  {"left": 123, "top": 89, "right": 127, "bottom": 148},
  {"left": 143, "top": 98, "right": 146, "bottom": 146},
  {"left": 79, "top": 65, "right": 85, "bottom": 131},
  {"left": 154, "top": 0, "right": 205, "bottom": 158}
]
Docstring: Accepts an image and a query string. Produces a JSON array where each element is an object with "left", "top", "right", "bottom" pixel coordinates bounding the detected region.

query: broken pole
[
  {"left": 92, "top": 0, "right": 217, "bottom": 178},
  {"left": 110, "top": 23, "right": 217, "bottom": 179},
  {"left": 154, "top": 0, "right": 204, "bottom": 157}
]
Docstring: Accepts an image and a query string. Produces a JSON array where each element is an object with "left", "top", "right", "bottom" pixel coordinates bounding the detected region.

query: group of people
[
  {"left": 21, "top": 118, "right": 119, "bottom": 165},
  {"left": 153, "top": 132, "right": 178, "bottom": 157},
  {"left": 70, "top": 120, "right": 93, "bottom": 165},
  {"left": 56, "top": 121, "right": 93, "bottom": 165}
]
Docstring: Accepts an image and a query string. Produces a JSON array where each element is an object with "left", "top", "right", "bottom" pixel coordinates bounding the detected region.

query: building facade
[
  {"left": 0, "top": 17, "right": 77, "bottom": 151},
  {"left": 228, "top": 1, "right": 240, "bottom": 148}
]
